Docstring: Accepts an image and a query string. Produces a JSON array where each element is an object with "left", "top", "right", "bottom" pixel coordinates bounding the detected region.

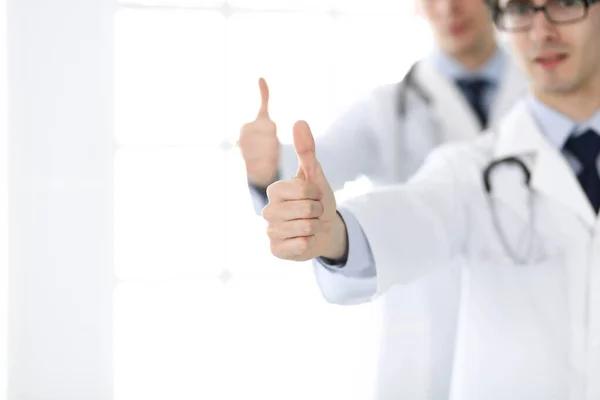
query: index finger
[
  {"left": 266, "top": 179, "right": 322, "bottom": 202},
  {"left": 257, "top": 77, "right": 269, "bottom": 118}
]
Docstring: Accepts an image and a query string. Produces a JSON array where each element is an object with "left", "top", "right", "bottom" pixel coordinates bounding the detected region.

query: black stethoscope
[
  {"left": 396, "top": 63, "right": 538, "bottom": 263},
  {"left": 484, "top": 156, "right": 538, "bottom": 264},
  {"left": 396, "top": 62, "right": 431, "bottom": 118}
]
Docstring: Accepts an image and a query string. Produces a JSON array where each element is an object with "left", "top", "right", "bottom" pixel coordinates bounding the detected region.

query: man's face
[
  {"left": 501, "top": 0, "right": 600, "bottom": 94},
  {"left": 418, "top": 0, "right": 496, "bottom": 57}
]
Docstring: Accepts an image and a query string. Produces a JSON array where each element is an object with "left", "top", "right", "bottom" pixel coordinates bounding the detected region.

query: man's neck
[
  {"left": 534, "top": 82, "right": 600, "bottom": 122},
  {"left": 453, "top": 40, "right": 498, "bottom": 71}
]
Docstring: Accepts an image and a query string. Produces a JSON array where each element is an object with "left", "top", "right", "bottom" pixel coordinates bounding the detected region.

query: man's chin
[
  {"left": 446, "top": 37, "right": 479, "bottom": 57},
  {"left": 534, "top": 77, "right": 580, "bottom": 95}
]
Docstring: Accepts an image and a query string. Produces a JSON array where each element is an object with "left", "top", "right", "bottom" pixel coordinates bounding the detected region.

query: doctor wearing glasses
[{"left": 261, "top": 0, "right": 600, "bottom": 398}]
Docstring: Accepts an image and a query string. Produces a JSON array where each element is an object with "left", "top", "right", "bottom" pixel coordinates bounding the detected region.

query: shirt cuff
[
  {"left": 247, "top": 172, "right": 280, "bottom": 213},
  {"left": 248, "top": 180, "right": 268, "bottom": 200}
]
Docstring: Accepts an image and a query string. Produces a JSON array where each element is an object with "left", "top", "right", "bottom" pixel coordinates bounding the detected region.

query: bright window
[{"left": 114, "top": 1, "right": 432, "bottom": 398}]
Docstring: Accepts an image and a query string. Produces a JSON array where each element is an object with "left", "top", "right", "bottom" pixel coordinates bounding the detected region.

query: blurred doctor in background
[{"left": 238, "top": 0, "right": 526, "bottom": 398}]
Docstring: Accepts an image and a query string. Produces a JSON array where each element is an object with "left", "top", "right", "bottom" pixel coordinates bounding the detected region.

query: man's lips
[
  {"left": 533, "top": 53, "right": 568, "bottom": 69},
  {"left": 448, "top": 22, "right": 468, "bottom": 36}
]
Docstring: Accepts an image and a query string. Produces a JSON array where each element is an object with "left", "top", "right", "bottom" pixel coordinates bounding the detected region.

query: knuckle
[
  {"left": 239, "top": 128, "right": 251, "bottom": 142},
  {"left": 264, "top": 120, "right": 276, "bottom": 130},
  {"left": 295, "top": 237, "right": 310, "bottom": 255},
  {"left": 297, "top": 181, "right": 310, "bottom": 198},
  {"left": 241, "top": 121, "right": 256, "bottom": 132},
  {"left": 265, "top": 182, "right": 279, "bottom": 200},
  {"left": 270, "top": 241, "right": 283, "bottom": 258},
  {"left": 310, "top": 219, "right": 321, "bottom": 234},
  {"left": 311, "top": 219, "right": 321, "bottom": 234},
  {"left": 299, "top": 220, "right": 314, "bottom": 235},
  {"left": 261, "top": 204, "right": 272, "bottom": 220},
  {"left": 265, "top": 223, "right": 278, "bottom": 239},
  {"left": 292, "top": 201, "right": 309, "bottom": 218},
  {"left": 277, "top": 180, "right": 295, "bottom": 199},
  {"left": 256, "top": 120, "right": 271, "bottom": 131},
  {"left": 313, "top": 201, "right": 324, "bottom": 217},
  {"left": 302, "top": 201, "right": 314, "bottom": 217}
]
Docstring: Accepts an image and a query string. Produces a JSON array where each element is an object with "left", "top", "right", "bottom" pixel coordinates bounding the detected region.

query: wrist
[
  {"left": 321, "top": 211, "right": 348, "bottom": 261},
  {"left": 248, "top": 169, "right": 279, "bottom": 189}
]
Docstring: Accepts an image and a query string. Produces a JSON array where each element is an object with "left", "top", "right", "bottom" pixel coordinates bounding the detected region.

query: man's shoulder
[
  {"left": 356, "top": 61, "right": 423, "bottom": 102},
  {"left": 426, "top": 133, "right": 497, "bottom": 171},
  {"left": 329, "top": 80, "right": 403, "bottom": 121},
  {"left": 326, "top": 61, "right": 425, "bottom": 130}
]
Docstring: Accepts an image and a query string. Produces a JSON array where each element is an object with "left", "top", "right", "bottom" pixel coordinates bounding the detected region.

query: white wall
[
  {"left": 0, "top": 0, "right": 8, "bottom": 397},
  {"left": 8, "top": 0, "right": 115, "bottom": 399}
]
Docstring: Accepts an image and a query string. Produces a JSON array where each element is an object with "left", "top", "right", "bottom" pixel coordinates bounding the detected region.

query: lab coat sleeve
[
  {"left": 248, "top": 96, "right": 380, "bottom": 214},
  {"left": 247, "top": 176, "right": 278, "bottom": 216},
  {"left": 312, "top": 207, "right": 377, "bottom": 305},
  {"left": 338, "top": 145, "right": 467, "bottom": 298}
]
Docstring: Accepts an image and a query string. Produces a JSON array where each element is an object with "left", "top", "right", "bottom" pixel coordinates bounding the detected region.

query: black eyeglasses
[{"left": 491, "top": 0, "right": 600, "bottom": 31}]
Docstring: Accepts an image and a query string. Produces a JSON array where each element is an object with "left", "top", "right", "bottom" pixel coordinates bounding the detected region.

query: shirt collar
[
  {"left": 525, "top": 94, "right": 600, "bottom": 150},
  {"left": 430, "top": 45, "right": 505, "bottom": 85}
]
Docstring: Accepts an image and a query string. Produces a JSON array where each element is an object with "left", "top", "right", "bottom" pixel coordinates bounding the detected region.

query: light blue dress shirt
[
  {"left": 526, "top": 95, "right": 600, "bottom": 173},
  {"left": 317, "top": 96, "right": 600, "bottom": 276},
  {"left": 431, "top": 45, "right": 506, "bottom": 117}
]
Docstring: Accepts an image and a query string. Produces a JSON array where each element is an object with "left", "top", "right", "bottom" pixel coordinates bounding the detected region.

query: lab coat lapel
[
  {"left": 533, "top": 146, "right": 596, "bottom": 227},
  {"left": 493, "top": 102, "right": 596, "bottom": 228},
  {"left": 414, "top": 59, "right": 482, "bottom": 142}
]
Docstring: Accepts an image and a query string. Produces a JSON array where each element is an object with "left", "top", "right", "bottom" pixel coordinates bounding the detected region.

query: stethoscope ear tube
[
  {"left": 483, "top": 155, "right": 536, "bottom": 265},
  {"left": 397, "top": 62, "right": 432, "bottom": 118},
  {"left": 483, "top": 156, "right": 532, "bottom": 193}
]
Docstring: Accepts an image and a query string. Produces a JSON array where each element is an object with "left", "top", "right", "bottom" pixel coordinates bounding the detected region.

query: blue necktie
[
  {"left": 455, "top": 78, "right": 490, "bottom": 129},
  {"left": 563, "top": 129, "right": 600, "bottom": 213}
]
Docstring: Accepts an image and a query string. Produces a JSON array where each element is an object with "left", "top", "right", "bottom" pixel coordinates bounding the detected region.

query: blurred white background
[
  {"left": 0, "top": 0, "right": 7, "bottom": 396},
  {"left": 4, "top": 0, "right": 433, "bottom": 399}
]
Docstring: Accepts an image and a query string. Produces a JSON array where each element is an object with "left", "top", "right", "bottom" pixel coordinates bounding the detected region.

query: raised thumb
[
  {"left": 257, "top": 77, "right": 270, "bottom": 119},
  {"left": 293, "top": 120, "right": 318, "bottom": 181}
]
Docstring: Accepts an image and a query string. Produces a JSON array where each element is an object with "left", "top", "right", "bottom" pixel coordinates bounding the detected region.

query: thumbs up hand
[
  {"left": 262, "top": 121, "right": 346, "bottom": 262},
  {"left": 238, "top": 77, "right": 279, "bottom": 188}
]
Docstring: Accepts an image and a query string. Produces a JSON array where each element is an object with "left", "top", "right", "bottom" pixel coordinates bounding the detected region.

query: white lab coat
[
  {"left": 277, "top": 57, "right": 525, "bottom": 399},
  {"left": 338, "top": 100, "right": 600, "bottom": 399}
]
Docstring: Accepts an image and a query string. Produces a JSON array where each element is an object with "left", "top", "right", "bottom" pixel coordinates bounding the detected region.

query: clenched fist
[
  {"left": 238, "top": 77, "right": 279, "bottom": 188},
  {"left": 262, "top": 120, "right": 348, "bottom": 262}
]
